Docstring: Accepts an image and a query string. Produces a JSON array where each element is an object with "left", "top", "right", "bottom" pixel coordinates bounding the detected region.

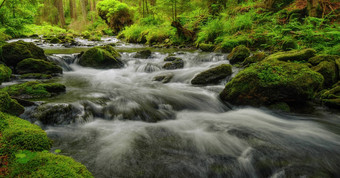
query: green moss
[
  {"left": 318, "top": 82, "right": 340, "bottom": 108},
  {"left": 220, "top": 60, "right": 324, "bottom": 106},
  {"left": 265, "top": 48, "right": 316, "bottom": 62},
  {"left": 220, "top": 35, "right": 252, "bottom": 53},
  {"left": 16, "top": 58, "right": 62, "bottom": 75},
  {"left": 228, "top": 45, "right": 251, "bottom": 64},
  {"left": 199, "top": 43, "right": 215, "bottom": 52},
  {"left": 9, "top": 152, "right": 93, "bottom": 178},
  {"left": 0, "top": 112, "right": 52, "bottom": 151},
  {"left": 191, "top": 64, "right": 232, "bottom": 85},
  {"left": 0, "top": 64, "right": 12, "bottom": 84},
  {"left": 79, "top": 45, "right": 123, "bottom": 69},
  {"left": 1, "top": 40, "right": 46, "bottom": 67},
  {"left": 268, "top": 102, "right": 291, "bottom": 112},
  {"left": 0, "top": 91, "right": 24, "bottom": 116},
  {"left": 312, "top": 61, "right": 338, "bottom": 88},
  {"left": 89, "top": 36, "right": 101, "bottom": 41},
  {"left": 1, "top": 81, "right": 66, "bottom": 99},
  {"left": 308, "top": 55, "right": 340, "bottom": 66},
  {"left": 20, "top": 73, "right": 52, "bottom": 79}
]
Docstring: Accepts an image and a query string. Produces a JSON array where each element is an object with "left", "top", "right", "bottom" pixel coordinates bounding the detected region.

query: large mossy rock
[
  {"left": 0, "top": 64, "right": 12, "bottom": 84},
  {"left": 1, "top": 81, "right": 66, "bottom": 99},
  {"left": 79, "top": 45, "right": 123, "bottom": 69},
  {"left": 0, "top": 91, "right": 24, "bottom": 116},
  {"left": 1, "top": 41, "right": 46, "bottom": 67},
  {"left": 228, "top": 45, "right": 251, "bottom": 64},
  {"left": 0, "top": 112, "right": 52, "bottom": 151},
  {"left": 191, "top": 64, "right": 232, "bottom": 85},
  {"left": 308, "top": 55, "right": 339, "bottom": 66},
  {"left": 312, "top": 61, "right": 338, "bottom": 88},
  {"left": 199, "top": 43, "right": 215, "bottom": 52},
  {"left": 16, "top": 58, "right": 63, "bottom": 75},
  {"left": 242, "top": 52, "right": 267, "bottom": 67},
  {"left": 220, "top": 60, "right": 323, "bottom": 106},
  {"left": 266, "top": 48, "right": 316, "bottom": 62}
]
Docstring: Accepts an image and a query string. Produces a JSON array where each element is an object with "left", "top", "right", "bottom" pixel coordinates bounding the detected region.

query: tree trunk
[
  {"left": 307, "top": 0, "right": 319, "bottom": 17},
  {"left": 70, "top": 0, "right": 75, "bottom": 19},
  {"left": 55, "top": 0, "right": 65, "bottom": 28},
  {"left": 81, "top": 0, "right": 87, "bottom": 21}
]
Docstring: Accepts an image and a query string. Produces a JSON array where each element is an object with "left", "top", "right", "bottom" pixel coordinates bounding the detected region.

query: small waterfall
[
  {"left": 136, "top": 63, "right": 162, "bottom": 73},
  {"left": 47, "top": 54, "right": 78, "bottom": 71}
]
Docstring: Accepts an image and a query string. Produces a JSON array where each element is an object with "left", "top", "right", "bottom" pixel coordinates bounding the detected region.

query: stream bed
[{"left": 11, "top": 37, "right": 340, "bottom": 177}]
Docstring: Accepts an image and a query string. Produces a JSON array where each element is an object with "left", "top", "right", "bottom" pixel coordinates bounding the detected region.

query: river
[{"left": 9, "top": 37, "right": 340, "bottom": 178}]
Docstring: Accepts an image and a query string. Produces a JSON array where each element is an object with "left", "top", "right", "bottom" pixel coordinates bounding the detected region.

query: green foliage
[{"left": 0, "top": 64, "right": 12, "bottom": 84}]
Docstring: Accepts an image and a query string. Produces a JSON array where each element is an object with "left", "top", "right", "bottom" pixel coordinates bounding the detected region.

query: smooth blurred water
[{"left": 15, "top": 37, "right": 340, "bottom": 178}]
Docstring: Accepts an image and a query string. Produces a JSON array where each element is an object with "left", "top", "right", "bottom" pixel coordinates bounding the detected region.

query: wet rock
[
  {"left": 228, "top": 45, "right": 251, "bottom": 64},
  {"left": 199, "top": 43, "right": 215, "bottom": 52},
  {"left": 78, "top": 45, "right": 124, "bottom": 69},
  {"left": 30, "top": 103, "right": 83, "bottom": 125},
  {"left": 19, "top": 73, "right": 52, "bottom": 79},
  {"left": 0, "top": 81, "right": 66, "bottom": 99},
  {"left": 191, "top": 64, "right": 232, "bottom": 85},
  {"left": 163, "top": 59, "right": 184, "bottom": 70},
  {"left": 134, "top": 50, "right": 152, "bottom": 59},
  {"left": 312, "top": 61, "right": 338, "bottom": 88},
  {"left": 50, "top": 37, "right": 62, "bottom": 44},
  {"left": 16, "top": 58, "right": 62, "bottom": 75},
  {"left": 220, "top": 60, "right": 323, "bottom": 106},
  {"left": 0, "top": 91, "right": 24, "bottom": 116},
  {"left": 164, "top": 56, "right": 181, "bottom": 62},
  {"left": 266, "top": 48, "right": 316, "bottom": 62},
  {"left": 1, "top": 40, "right": 47, "bottom": 67},
  {"left": 153, "top": 73, "right": 174, "bottom": 83},
  {"left": 0, "top": 64, "right": 11, "bottom": 84},
  {"left": 268, "top": 102, "right": 290, "bottom": 112}
]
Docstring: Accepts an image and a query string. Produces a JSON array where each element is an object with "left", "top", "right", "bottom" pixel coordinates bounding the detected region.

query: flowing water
[{"left": 12, "top": 37, "right": 340, "bottom": 177}]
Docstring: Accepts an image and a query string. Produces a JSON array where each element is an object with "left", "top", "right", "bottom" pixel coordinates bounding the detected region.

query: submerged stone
[
  {"left": 153, "top": 73, "right": 174, "bottom": 83},
  {"left": 134, "top": 49, "right": 152, "bottom": 59},
  {"left": 191, "top": 64, "right": 232, "bottom": 85},
  {"left": 163, "top": 59, "right": 184, "bottom": 70}
]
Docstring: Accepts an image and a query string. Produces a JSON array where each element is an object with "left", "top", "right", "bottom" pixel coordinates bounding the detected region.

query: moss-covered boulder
[
  {"left": 1, "top": 81, "right": 66, "bottom": 99},
  {"left": 336, "top": 58, "right": 340, "bottom": 78},
  {"left": 265, "top": 48, "right": 316, "bottom": 62},
  {"left": 79, "top": 45, "right": 123, "bottom": 69},
  {"left": 1, "top": 41, "right": 46, "bottom": 67},
  {"left": 242, "top": 52, "right": 267, "bottom": 67},
  {"left": 228, "top": 45, "right": 251, "bottom": 64},
  {"left": 9, "top": 152, "right": 93, "bottom": 178},
  {"left": 312, "top": 61, "right": 338, "bottom": 88},
  {"left": 318, "top": 82, "right": 340, "bottom": 109},
  {"left": 220, "top": 60, "right": 324, "bottom": 106},
  {"left": 0, "top": 91, "right": 24, "bottom": 116},
  {"left": 0, "top": 64, "right": 12, "bottom": 84},
  {"left": 134, "top": 49, "right": 152, "bottom": 59},
  {"left": 191, "top": 64, "right": 232, "bottom": 85},
  {"left": 163, "top": 59, "right": 184, "bottom": 70},
  {"left": 50, "top": 37, "right": 62, "bottom": 44},
  {"left": 308, "top": 55, "right": 339, "bottom": 66},
  {"left": 164, "top": 56, "right": 181, "bottom": 62},
  {"left": 16, "top": 58, "right": 62, "bottom": 75},
  {"left": 199, "top": 43, "right": 215, "bottom": 52},
  {"left": 0, "top": 112, "right": 52, "bottom": 151}
]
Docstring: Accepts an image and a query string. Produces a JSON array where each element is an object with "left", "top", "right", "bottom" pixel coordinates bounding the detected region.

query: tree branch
[{"left": 0, "top": 0, "right": 6, "bottom": 9}]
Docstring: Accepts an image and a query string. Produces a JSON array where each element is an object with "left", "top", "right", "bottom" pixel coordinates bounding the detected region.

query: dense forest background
[{"left": 0, "top": 0, "right": 339, "bottom": 54}]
